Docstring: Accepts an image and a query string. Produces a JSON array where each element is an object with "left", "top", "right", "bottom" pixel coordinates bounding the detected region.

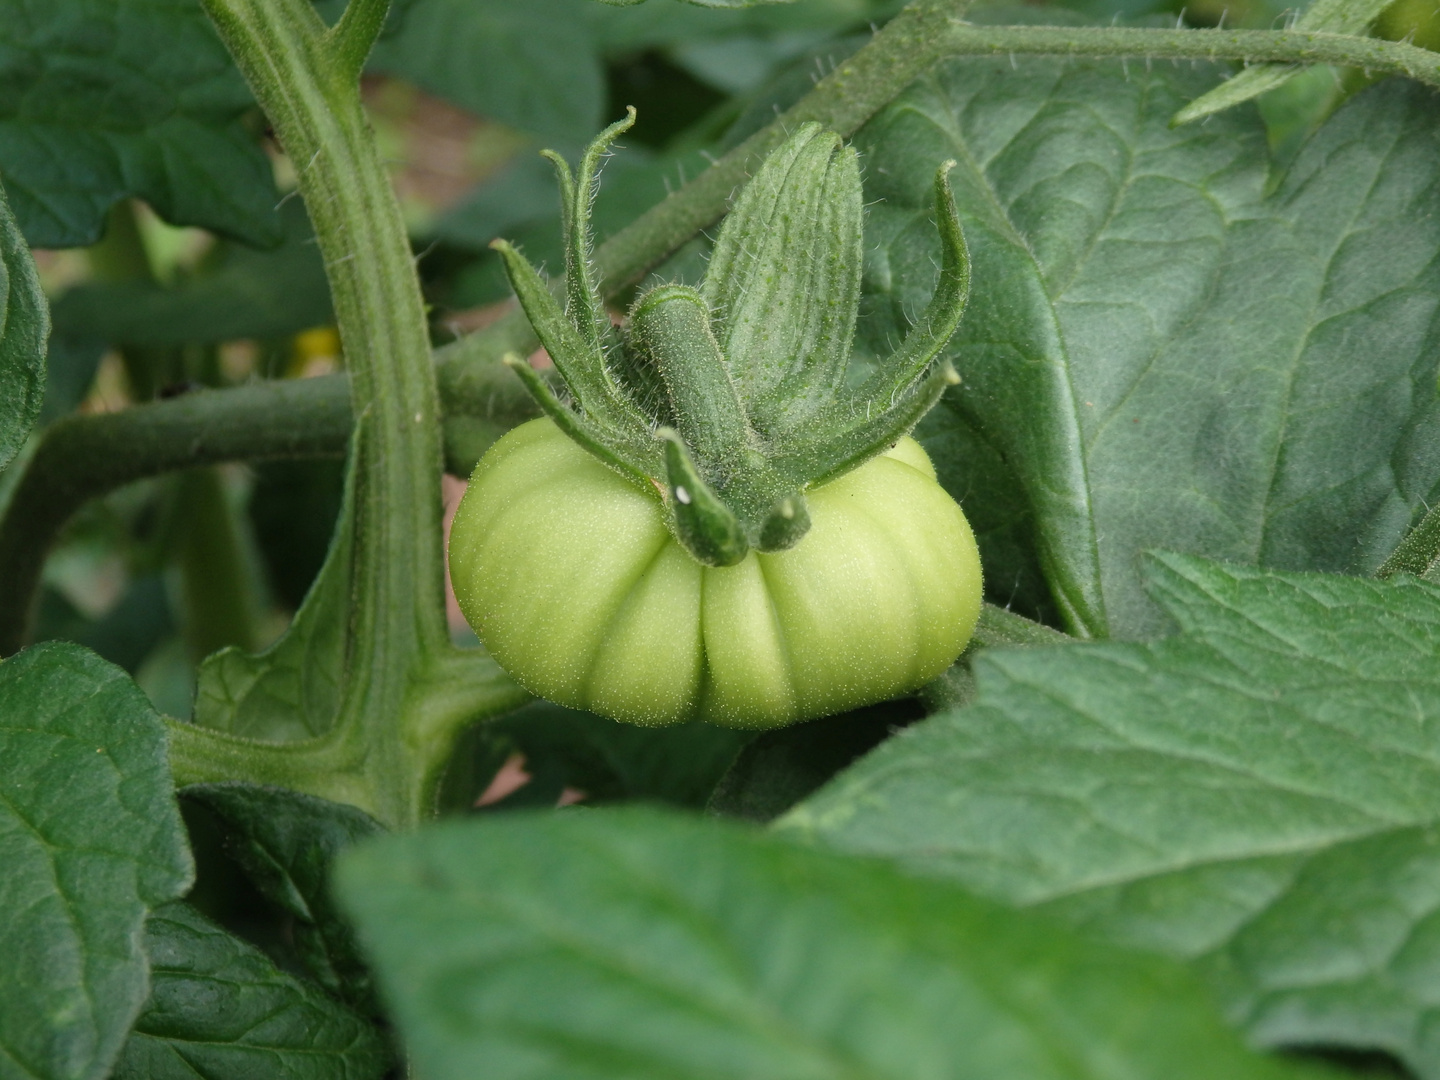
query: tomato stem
[{"left": 175, "top": 0, "right": 525, "bottom": 827}]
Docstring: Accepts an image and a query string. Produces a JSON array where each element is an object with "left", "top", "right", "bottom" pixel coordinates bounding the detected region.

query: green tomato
[{"left": 448, "top": 417, "right": 983, "bottom": 729}]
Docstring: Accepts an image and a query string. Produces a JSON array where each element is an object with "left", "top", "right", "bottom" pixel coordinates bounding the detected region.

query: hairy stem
[
  {"left": 198, "top": 0, "right": 449, "bottom": 827},
  {"left": 933, "top": 22, "right": 1440, "bottom": 86}
]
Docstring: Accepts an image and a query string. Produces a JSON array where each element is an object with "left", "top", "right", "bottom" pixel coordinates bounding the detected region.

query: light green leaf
[
  {"left": 866, "top": 64, "right": 1440, "bottom": 638},
  {"left": 112, "top": 902, "right": 388, "bottom": 1080},
  {"left": 0, "top": 179, "right": 46, "bottom": 473},
  {"left": 1174, "top": 0, "right": 1392, "bottom": 125},
  {"left": 336, "top": 807, "right": 1333, "bottom": 1080},
  {"left": 0, "top": 0, "right": 281, "bottom": 248},
  {"left": 785, "top": 554, "right": 1440, "bottom": 1077},
  {"left": 0, "top": 642, "right": 192, "bottom": 1080}
]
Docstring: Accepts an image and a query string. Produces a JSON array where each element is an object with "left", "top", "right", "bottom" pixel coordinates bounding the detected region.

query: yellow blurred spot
[{"left": 289, "top": 326, "right": 342, "bottom": 378}]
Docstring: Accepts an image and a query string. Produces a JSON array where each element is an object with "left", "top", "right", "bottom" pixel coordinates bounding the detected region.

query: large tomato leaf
[
  {"left": 0, "top": 643, "right": 192, "bottom": 1080},
  {"left": 335, "top": 807, "right": 1335, "bottom": 1080},
  {"left": 111, "top": 902, "right": 388, "bottom": 1080},
  {"left": 866, "top": 63, "right": 1440, "bottom": 638},
  {"left": 0, "top": 0, "right": 281, "bottom": 248},
  {"left": 0, "top": 179, "right": 46, "bottom": 473},
  {"left": 181, "top": 784, "right": 382, "bottom": 1008},
  {"left": 784, "top": 555, "right": 1440, "bottom": 1078}
]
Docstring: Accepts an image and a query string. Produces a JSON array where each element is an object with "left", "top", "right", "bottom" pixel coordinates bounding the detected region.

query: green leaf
[
  {"left": 863, "top": 65, "right": 1440, "bottom": 639},
  {"left": 367, "top": 0, "right": 605, "bottom": 142},
  {"left": 0, "top": 0, "right": 281, "bottom": 248},
  {"left": 0, "top": 642, "right": 193, "bottom": 1080},
  {"left": 0, "top": 179, "right": 47, "bottom": 473},
  {"left": 112, "top": 901, "right": 388, "bottom": 1080},
  {"left": 50, "top": 201, "right": 331, "bottom": 348},
  {"left": 785, "top": 555, "right": 1440, "bottom": 1077},
  {"left": 335, "top": 807, "right": 1332, "bottom": 1080},
  {"left": 181, "top": 784, "right": 382, "bottom": 1007}
]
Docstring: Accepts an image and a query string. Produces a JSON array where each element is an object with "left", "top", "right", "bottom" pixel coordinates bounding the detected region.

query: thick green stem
[{"left": 198, "top": 0, "right": 447, "bottom": 827}]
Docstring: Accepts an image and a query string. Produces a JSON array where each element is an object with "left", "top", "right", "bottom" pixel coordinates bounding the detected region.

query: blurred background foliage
[{"left": 14, "top": 0, "right": 1440, "bottom": 811}]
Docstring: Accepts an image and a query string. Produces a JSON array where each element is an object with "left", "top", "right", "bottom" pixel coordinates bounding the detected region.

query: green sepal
[
  {"left": 502, "top": 355, "right": 654, "bottom": 483},
  {"left": 786, "top": 362, "right": 960, "bottom": 488},
  {"left": 701, "top": 122, "right": 862, "bottom": 437},
  {"left": 854, "top": 160, "right": 969, "bottom": 407},
  {"left": 757, "top": 493, "right": 810, "bottom": 552},
  {"left": 659, "top": 429, "right": 750, "bottom": 567},
  {"left": 627, "top": 283, "right": 751, "bottom": 467},
  {"left": 490, "top": 238, "right": 651, "bottom": 441},
  {"left": 550, "top": 107, "right": 635, "bottom": 361}
]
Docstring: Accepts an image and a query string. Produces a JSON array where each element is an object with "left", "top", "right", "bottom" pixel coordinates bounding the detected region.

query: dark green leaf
[
  {"left": 0, "top": 0, "right": 281, "bottom": 248},
  {"left": 38, "top": 336, "right": 103, "bottom": 426},
  {"left": 33, "top": 576, "right": 175, "bottom": 676},
  {"left": 786, "top": 555, "right": 1440, "bottom": 1077},
  {"left": 706, "top": 698, "right": 920, "bottom": 823},
  {"left": 112, "top": 901, "right": 388, "bottom": 1080},
  {"left": 336, "top": 807, "right": 1333, "bottom": 1080},
  {"left": 474, "top": 699, "right": 750, "bottom": 810},
  {"left": 181, "top": 783, "right": 382, "bottom": 1007},
  {"left": 861, "top": 66, "right": 1440, "bottom": 638},
  {"left": 50, "top": 201, "right": 330, "bottom": 348},
  {"left": 367, "top": 0, "right": 604, "bottom": 142},
  {"left": 249, "top": 458, "right": 347, "bottom": 611},
  {"left": 0, "top": 179, "right": 47, "bottom": 472},
  {"left": 0, "top": 642, "right": 192, "bottom": 1080}
]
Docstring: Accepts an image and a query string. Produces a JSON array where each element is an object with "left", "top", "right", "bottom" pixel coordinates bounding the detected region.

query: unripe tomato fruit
[{"left": 449, "top": 417, "right": 983, "bottom": 729}]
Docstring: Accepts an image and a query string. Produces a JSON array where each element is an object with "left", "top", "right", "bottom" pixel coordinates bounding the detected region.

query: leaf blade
[
  {"left": 112, "top": 902, "right": 388, "bottom": 1080},
  {"left": 785, "top": 555, "right": 1440, "bottom": 1077},
  {"left": 0, "top": 178, "right": 47, "bottom": 473},
  {"left": 336, "top": 807, "right": 1332, "bottom": 1080},
  {"left": 0, "top": 643, "right": 192, "bottom": 1080},
  {"left": 868, "top": 63, "right": 1440, "bottom": 638},
  {"left": 0, "top": 0, "right": 281, "bottom": 248}
]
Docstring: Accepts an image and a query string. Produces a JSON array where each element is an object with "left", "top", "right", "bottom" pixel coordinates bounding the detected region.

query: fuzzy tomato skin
[{"left": 448, "top": 418, "right": 983, "bottom": 728}]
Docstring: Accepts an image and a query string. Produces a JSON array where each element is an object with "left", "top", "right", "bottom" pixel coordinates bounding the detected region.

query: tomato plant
[{"left": 5, "top": 0, "right": 1440, "bottom": 1077}]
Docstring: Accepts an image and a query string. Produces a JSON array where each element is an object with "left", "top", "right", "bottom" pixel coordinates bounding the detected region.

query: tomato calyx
[{"left": 490, "top": 109, "right": 970, "bottom": 568}]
